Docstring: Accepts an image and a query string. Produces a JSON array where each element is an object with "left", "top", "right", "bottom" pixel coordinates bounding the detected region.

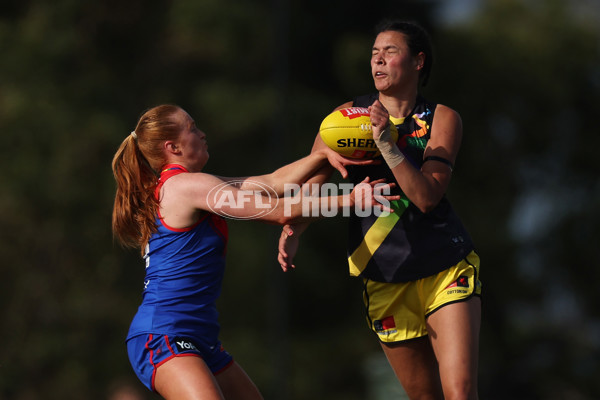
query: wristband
[{"left": 374, "top": 125, "right": 405, "bottom": 169}]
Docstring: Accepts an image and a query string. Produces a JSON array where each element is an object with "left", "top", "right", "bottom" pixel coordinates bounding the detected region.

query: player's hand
[
  {"left": 347, "top": 177, "right": 400, "bottom": 214},
  {"left": 368, "top": 100, "right": 391, "bottom": 142},
  {"left": 316, "top": 137, "right": 379, "bottom": 178},
  {"left": 277, "top": 224, "right": 299, "bottom": 272}
]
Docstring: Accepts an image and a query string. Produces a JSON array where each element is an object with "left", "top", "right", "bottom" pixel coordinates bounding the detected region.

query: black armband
[{"left": 423, "top": 156, "right": 454, "bottom": 171}]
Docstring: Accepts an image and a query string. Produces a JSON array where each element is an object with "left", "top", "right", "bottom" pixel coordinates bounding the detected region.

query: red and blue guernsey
[{"left": 126, "top": 165, "right": 229, "bottom": 347}]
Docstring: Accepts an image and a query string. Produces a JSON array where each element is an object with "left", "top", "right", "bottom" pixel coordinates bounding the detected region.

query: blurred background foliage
[{"left": 1, "top": 0, "right": 599, "bottom": 399}]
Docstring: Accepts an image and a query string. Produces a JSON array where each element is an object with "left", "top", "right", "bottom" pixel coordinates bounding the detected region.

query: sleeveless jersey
[
  {"left": 126, "top": 164, "right": 229, "bottom": 345},
  {"left": 346, "top": 94, "right": 474, "bottom": 282}
]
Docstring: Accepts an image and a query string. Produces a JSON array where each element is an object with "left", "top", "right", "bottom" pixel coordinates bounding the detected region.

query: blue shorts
[{"left": 126, "top": 334, "right": 234, "bottom": 391}]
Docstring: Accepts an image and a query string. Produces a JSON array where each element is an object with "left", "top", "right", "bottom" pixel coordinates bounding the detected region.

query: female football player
[
  {"left": 112, "top": 104, "right": 394, "bottom": 399},
  {"left": 278, "top": 20, "right": 481, "bottom": 400}
]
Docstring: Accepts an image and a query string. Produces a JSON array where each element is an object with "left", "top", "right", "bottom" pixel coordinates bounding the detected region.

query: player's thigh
[
  {"left": 154, "top": 355, "right": 224, "bottom": 400},
  {"left": 427, "top": 297, "right": 481, "bottom": 392},
  {"left": 381, "top": 337, "right": 444, "bottom": 400},
  {"left": 216, "top": 361, "right": 264, "bottom": 400}
]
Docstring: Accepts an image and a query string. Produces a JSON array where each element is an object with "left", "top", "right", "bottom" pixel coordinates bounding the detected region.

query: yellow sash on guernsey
[{"left": 348, "top": 198, "right": 410, "bottom": 276}]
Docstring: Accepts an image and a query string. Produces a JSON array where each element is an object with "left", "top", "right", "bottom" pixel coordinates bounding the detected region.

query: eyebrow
[{"left": 372, "top": 45, "right": 399, "bottom": 51}]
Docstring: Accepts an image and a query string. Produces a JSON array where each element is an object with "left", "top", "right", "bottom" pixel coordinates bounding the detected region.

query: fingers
[
  {"left": 323, "top": 145, "right": 383, "bottom": 177},
  {"left": 376, "top": 194, "right": 401, "bottom": 213},
  {"left": 344, "top": 158, "right": 380, "bottom": 166},
  {"left": 278, "top": 227, "right": 297, "bottom": 272},
  {"left": 369, "top": 178, "right": 396, "bottom": 188},
  {"left": 283, "top": 225, "right": 294, "bottom": 236},
  {"left": 332, "top": 161, "right": 348, "bottom": 179},
  {"left": 369, "top": 101, "right": 390, "bottom": 142},
  {"left": 361, "top": 176, "right": 401, "bottom": 187},
  {"left": 278, "top": 252, "right": 294, "bottom": 272},
  {"left": 352, "top": 176, "right": 402, "bottom": 214},
  {"left": 370, "top": 179, "right": 397, "bottom": 191},
  {"left": 369, "top": 100, "right": 389, "bottom": 127},
  {"left": 277, "top": 246, "right": 294, "bottom": 272}
]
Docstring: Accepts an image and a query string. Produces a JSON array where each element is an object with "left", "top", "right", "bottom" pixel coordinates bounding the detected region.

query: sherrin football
[{"left": 319, "top": 107, "right": 398, "bottom": 159}]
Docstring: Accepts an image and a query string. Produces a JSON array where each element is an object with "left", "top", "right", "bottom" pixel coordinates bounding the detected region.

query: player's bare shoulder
[
  {"left": 433, "top": 104, "right": 462, "bottom": 134},
  {"left": 427, "top": 104, "right": 463, "bottom": 164}
]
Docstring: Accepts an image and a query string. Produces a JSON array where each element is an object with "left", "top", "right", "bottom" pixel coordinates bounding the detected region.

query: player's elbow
[
  {"left": 411, "top": 183, "right": 447, "bottom": 213},
  {"left": 413, "top": 196, "right": 441, "bottom": 214}
]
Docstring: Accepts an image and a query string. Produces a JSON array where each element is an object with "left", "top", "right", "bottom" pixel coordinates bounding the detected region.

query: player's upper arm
[
  {"left": 420, "top": 105, "right": 463, "bottom": 193},
  {"left": 423, "top": 104, "right": 462, "bottom": 170}
]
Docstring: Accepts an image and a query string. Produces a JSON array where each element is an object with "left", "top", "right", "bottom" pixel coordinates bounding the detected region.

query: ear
[
  {"left": 163, "top": 140, "right": 181, "bottom": 155},
  {"left": 415, "top": 51, "right": 426, "bottom": 70}
]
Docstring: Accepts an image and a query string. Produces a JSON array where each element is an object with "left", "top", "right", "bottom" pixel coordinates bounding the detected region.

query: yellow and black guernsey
[{"left": 346, "top": 94, "right": 474, "bottom": 283}]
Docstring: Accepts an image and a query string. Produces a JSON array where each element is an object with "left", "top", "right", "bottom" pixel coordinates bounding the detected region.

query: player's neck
[
  {"left": 378, "top": 91, "right": 418, "bottom": 119},
  {"left": 377, "top": 77, "right": 420, "bottom": 118}
]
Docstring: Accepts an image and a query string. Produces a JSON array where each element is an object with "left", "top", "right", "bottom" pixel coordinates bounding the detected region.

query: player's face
[
  {"left": 175, "top": 110, "right": 209, "bottom": 172},
  {"left": 371, "top": 31, "right": 421, "bottom": 94}
]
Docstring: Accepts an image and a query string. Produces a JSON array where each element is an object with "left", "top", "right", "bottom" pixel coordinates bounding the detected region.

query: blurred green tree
[{"left": 430, "top": 1, "right": 600, "bottom": 398}]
